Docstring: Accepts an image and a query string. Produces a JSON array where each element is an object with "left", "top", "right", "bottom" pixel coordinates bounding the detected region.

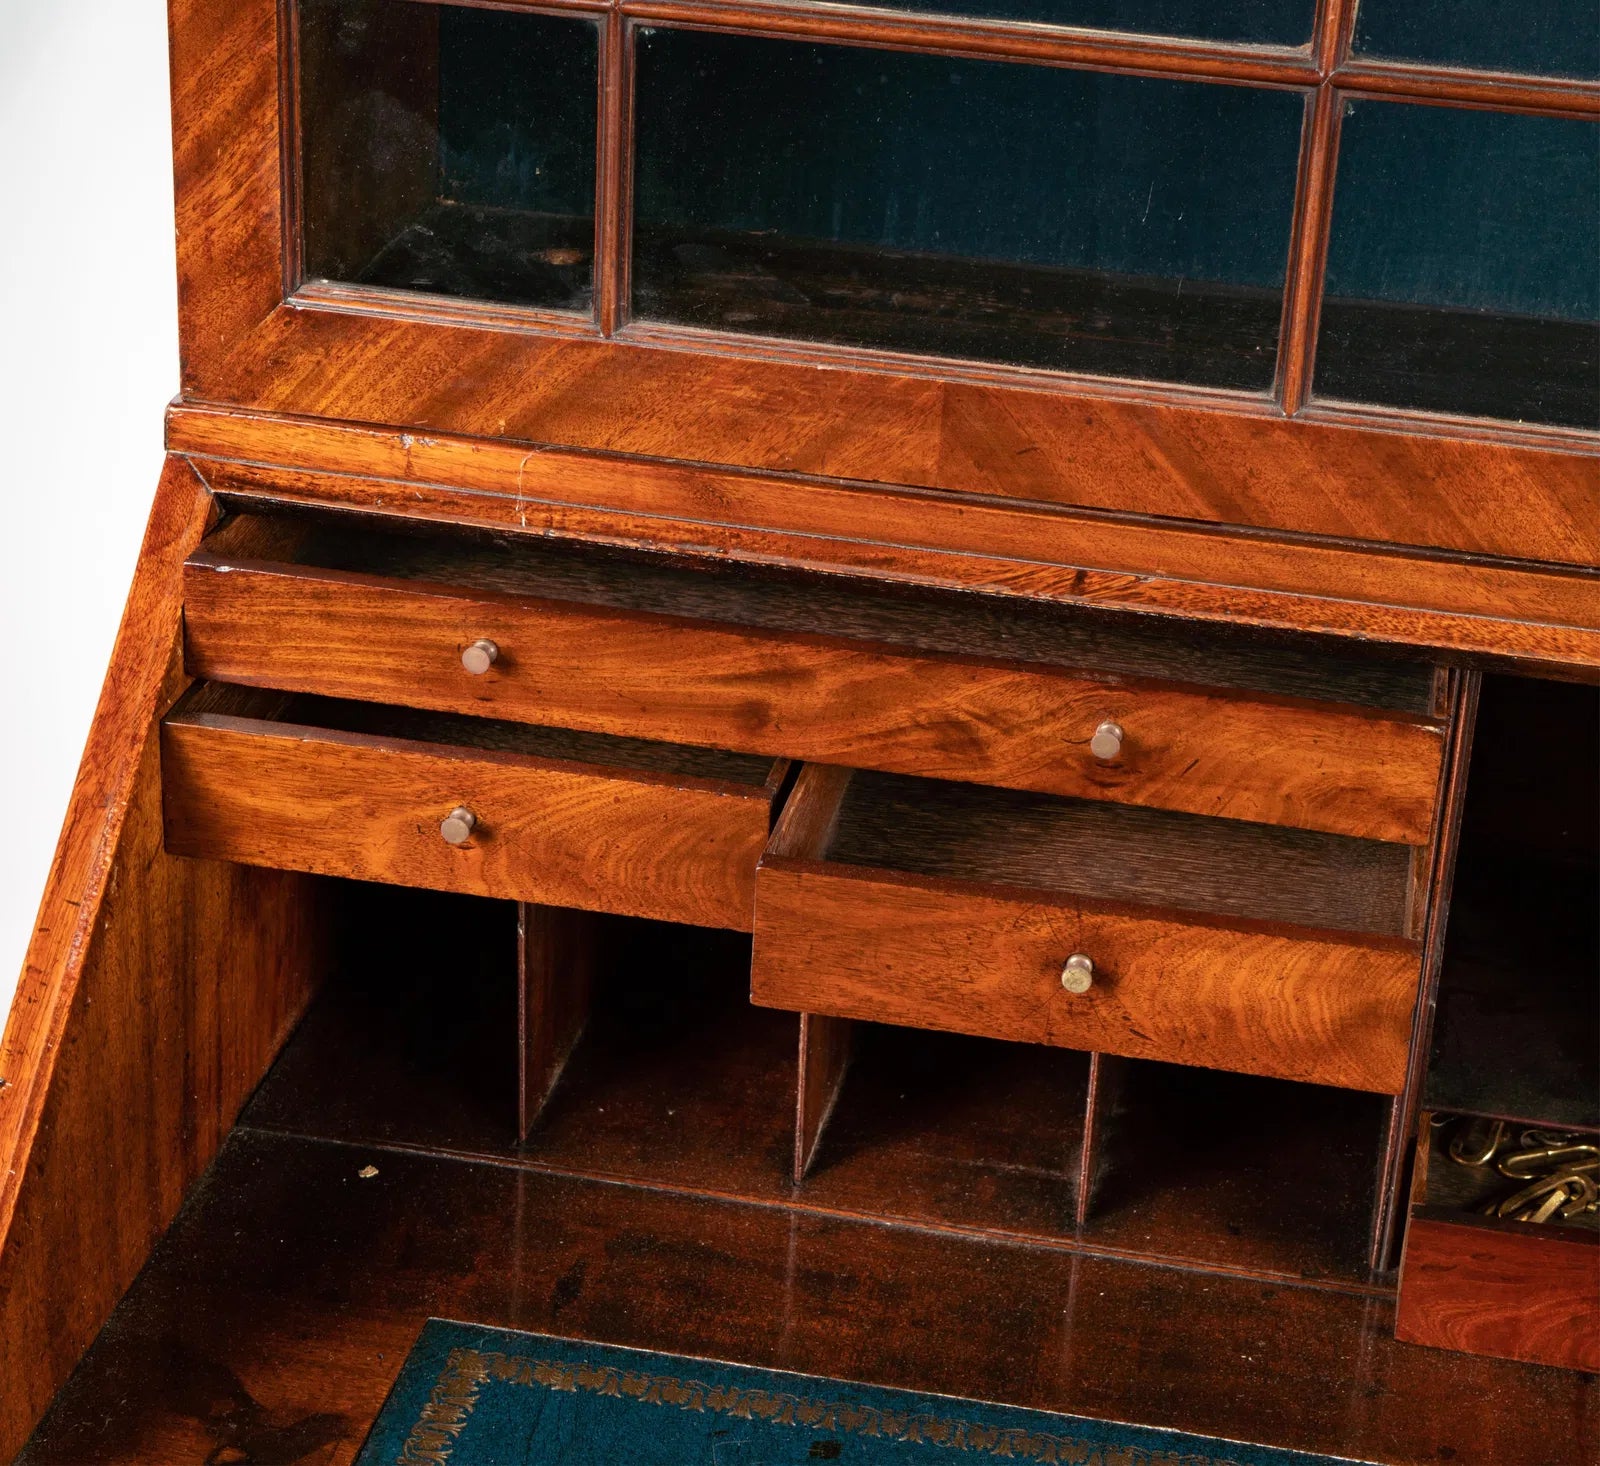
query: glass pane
[
  {"left": 1352, "top": 0, "right": 1600, "bottom": 81},
  {"left": 632, "top": 31, "right": 1303, "bottom": 389},
  {"left": 816, "top": 0, "right": 1310, "bottom": 46},
  {"left": 300, "top": 0, "right": 599, "bottom": 313},
  {"left": 1318, "top": 102, "right": 1600, "bottom": 428}
]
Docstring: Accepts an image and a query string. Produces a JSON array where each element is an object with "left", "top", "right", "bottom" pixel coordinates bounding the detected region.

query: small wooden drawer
[
  {"left": 751, "top": 765, "right": 1424, "bottom": 1093},
  {"left": 161, "top": 684, "right": 789, "bottom": 930},
  {"left": 1397, "top": 1114, "right": 1600, "bottom": 1371},
  {"left": 181, "top": 507, "right": 1447, "bottom": 843}
]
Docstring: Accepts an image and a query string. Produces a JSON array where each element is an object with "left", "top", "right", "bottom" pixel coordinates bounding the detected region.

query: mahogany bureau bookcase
[{"left": 1, "top": 0, "right": 1597, "bottom": 1460}]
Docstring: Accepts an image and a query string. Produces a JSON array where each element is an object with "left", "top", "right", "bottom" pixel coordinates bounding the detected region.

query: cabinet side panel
[
  {"left": 0, "top": 460, "right": 323, "bottom": 1459},
  {"left": 170, "top": 0, "right": 286, "bottom": 388}
]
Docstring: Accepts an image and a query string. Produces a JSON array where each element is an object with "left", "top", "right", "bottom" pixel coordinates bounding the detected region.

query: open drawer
[
  {"left": 181, "top": 506, "right": 1448, "bottom": 843},
  {"left": 750, "top": 765, "right": 1424, "bottom": 1093},
  {"left": 161, "top": 683, "right": 789, "bottom": 930}
]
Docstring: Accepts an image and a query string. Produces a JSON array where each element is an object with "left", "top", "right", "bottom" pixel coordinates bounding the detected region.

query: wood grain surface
[
  {"left": 753, "top": 861, "right": 1421, "bottom": 1093},
  {"left": 162, "top": 697, "right": 782, "bottom": 931},
  {"left": 21, "top": 1127, "right": 1596, "bottom": 1466},
  {"left": 826, "top": 768, "right": 1419, "bottom": 937},
  {"left": 1398, "top": 1213, "right": 1600, "bottom": 1372},
  {"left": 170, "top": 0, "right": 1600, "bottom": 564},
  {"left": 180, "top": 546, "right": 1448, "bottom": 842},
  {"left": 196, "top": 507, "right": 1441, "bottom": 713},
  {"left": 172, "top": 427, "right": 1600, "bottom": 674},
  {"left": 182, "top": 304, "right": 1600, "bottom": 568},
  {"left": 519, "top": 903, "right": 599, "bottom": 1141},
  {"left": 169, "top": 0, "right": 284, "bottom": 387},
  {"left": 238, "top": 895, "right": 1392, "bottom": 1288},
  {"left": 0, "top": 460, "right": 322, "bottom": 1462},
  {"left": 166, "top": 0, "right": 1600, "bottom": 659},
  {"left": 795, "top": 1013, "right": 853, "bottom": 1185}
]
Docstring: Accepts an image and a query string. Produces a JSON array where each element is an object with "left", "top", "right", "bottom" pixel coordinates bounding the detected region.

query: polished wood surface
[
  {"left": 237, "top": 888, "right": 1392, "bottom": 1288},
  {"left": 194, "top": 507, "right": 1440, "bottom": 711},
  {"left": 181, "top": 510, "right": 1449, "bottom": 841},
  {"left": 169, "top": 0, "right": 282, "bottom": 386},
  {"left": 171, "top": 426, "right": 1600, "bottom": 674},
  {"left": 15, "top": 877, "right": 1589, "bottom": 1462},
  {"left": 753, "top": 766, "right": 1421, "bottom": 1093},
  {"left": 4, "top": 0, "right": 1593, "bottom": 1445},
  {"left": 167, "top": 0, "right": 1600, "bottom": 573},
  {"left": 19, "top": 1116, "right": 1594, "bottom": 1464},
  {"left": 1074, "top": 1051, "right": 1123, "bottom": 1229},
  {"left": 794, "top": 1012, "right": 852, "bottom": 1185},
  {"left": 755, "top": 863, "right": 1420, "bottom": 1093},
  {"left": 0, "top": 461, "right": 322, "bottom": 1462},
  {"left": 1398, "top": 1214, "right": 1600, "bottom": 1373},
  {"left": 1371, "top": 670, "right": 1481, "bottom": 1270},
  {"left": 162, "top": 685, "right": 786, "bottom": 931},
  {"left": 184, "top": 306, "right": 1600, "bottom": 566},
  {"left": 518, "top": 903, "right": 599, "bottom": 1141}
]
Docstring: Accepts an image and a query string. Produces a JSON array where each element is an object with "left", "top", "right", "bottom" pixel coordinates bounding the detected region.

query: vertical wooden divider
[
  {"left": 517, "top": 903, "right": 599, "bottom": 1142},
  {"left": 1367, "top": 669, "right": 1481, "bottom": 1272},
  {"left": 757, "top": 764, "right": 856, "bottom": 1184},
  {"left": 1075, "top": 1052, "right": 1125, "bottom": 1229},
  {"left": 597, "top": 8, "right": 634, "bottom": 336},
  {"left": 796, "top": 1013, "right": 853, "bottom": 1185},
  {"left": 1276, "top": 0, "right": 1357, "bottom": 414}
]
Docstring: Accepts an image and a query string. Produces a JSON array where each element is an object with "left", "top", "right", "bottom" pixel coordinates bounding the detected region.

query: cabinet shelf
[
  {"left": 354, "top": 201, "right": 595, "bottom": 314},
  {"left": 633, "top": 227, "right": 1284, "bottom": 389}
]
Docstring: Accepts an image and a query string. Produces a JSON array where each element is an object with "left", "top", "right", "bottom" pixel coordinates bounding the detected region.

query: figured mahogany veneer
[
  {"left": 753, "top": 765, "right": 1422, "bottom": 1093},
  {"left": 1398, "top": 1216, "right": 1600, "bottom": 1373},
  {"left": 181, "top": 509, "right": 1448, "bottom": 843},
  {"left": 3, "top": 0, "right": 1594, "bottom": 1450},
  {"left": 1396, "top": 1116, "right": 1600, "bottom": 1372},
  {"left": 162, "top": 684, "right": 788, "bottom": 931}
]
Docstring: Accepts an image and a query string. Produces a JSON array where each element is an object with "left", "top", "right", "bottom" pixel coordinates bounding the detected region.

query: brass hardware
[
  {"left": 1498, "top": 1143, "right": 1599, "bottom": 1179},
  {"left": 1089, "top": 721, "right": 1124, "bottom": 761},
  {"left": 1522, "top": 1188, "right": 1569, "bottom": 1225},
  {"left": 1561, "top": 1174, "right": 1600, "bottom": 1217},
  {"left": 1489, "top": 1166, "right": 1599, "bottom": 1223},
  {"left": 461, "top": 638, "right": 500, "bottom": 675},
  {"left": 1060, "top": 953, "right": 1095, "bottom": 995},
  {"left": 1446, "top": 1117, "right": 1600, "bottom": 1226},
  {"left": 1448, "top": 1116, "right": 1508, "bottom": 1168},
  {"left": 440, "top": 807, "right": 478, "bottom": 846}
]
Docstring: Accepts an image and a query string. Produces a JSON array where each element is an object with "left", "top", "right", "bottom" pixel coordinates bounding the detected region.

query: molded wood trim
[{"left": 167, "top": 412, "right": 1600, "bottom": 674}]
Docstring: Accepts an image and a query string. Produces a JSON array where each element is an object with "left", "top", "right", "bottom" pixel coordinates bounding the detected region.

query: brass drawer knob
[
  {"left": 461, "top": 638, "right": 500, "bottom": 675},
  {"left": 1089, "top": 721, "right": 1124, "bottom": 760},
  {"left": 1060, "top": 953, "right": 1095, "bottom": 995},
  {"left": 440, "top": 807, "right": 478, "bottom": 846}
]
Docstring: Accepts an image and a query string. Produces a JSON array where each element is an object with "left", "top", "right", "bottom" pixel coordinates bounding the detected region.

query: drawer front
[
  {"left": 183, "top": 556, "right": 1445, "bottom": 843},
  {"left": 751, "top": 863, "right": 1421, "bottom": 1093},
  {"left": 1397, "top": 1214, "right": 1600, "bottom": 1372},
  {"left": 162, "top": 714, "right": 776, "bottom": 931}
]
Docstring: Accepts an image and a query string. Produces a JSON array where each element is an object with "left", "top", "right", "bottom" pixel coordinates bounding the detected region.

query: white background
[{"left": 0, "top": 0, "right": 177, "bottom": 1019}]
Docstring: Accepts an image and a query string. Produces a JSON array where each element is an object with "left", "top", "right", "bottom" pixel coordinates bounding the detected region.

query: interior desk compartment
[
  {"left": 1395, "top": 677, "right": 1600, "bottom": 1370},
  {"left": 751, "top": 764, "right": 1424, "bottom": 1095},
  {"left": 1396, "top": 1114, "right": 1600, "bottom": 1372},
  {"left": 161, "top": 683, "right": 789, "bottom": 931},
  {"left": 181, "top": 506, "right": 1447, "bottom": 842}
]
